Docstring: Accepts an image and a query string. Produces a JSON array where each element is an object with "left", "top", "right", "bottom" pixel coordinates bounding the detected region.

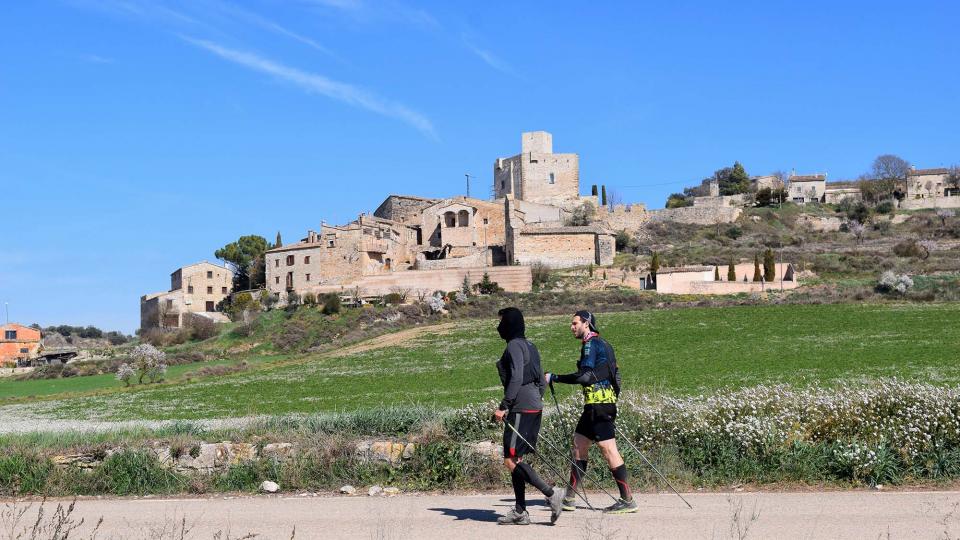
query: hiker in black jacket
[
  {"left": 493, "top": 307, "right": 564, "bottom": 525},
  {"left": 545, "top": 310, "right": 638, "bottom": 514}
]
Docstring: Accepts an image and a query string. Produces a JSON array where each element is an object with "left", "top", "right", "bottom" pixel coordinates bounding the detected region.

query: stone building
[
  {"left": 418, "top": 196, "right": 507, "bottom": 264},
  {"left": 0, "top": 323, "right": 42, "bottom": 367},
  {"left": 504, "top": 196, "right": 615, "bottom": 268},
  {"left": 752, "top": 175, "right": 784, "bottom": 191},
  {"left": 140, "top": 262, "right": 234, "bottom": 330},
  {"left": 823, "top": 182, "right": 862, "bottom": 204},
  {"left": 265, "top": 214, "right": 420, "bottom": 299},
  {"left": 373, "top": 195, "right": 440, "bottom": 225},
  {"left": 788, "top": 174, "right": 827, "bottom": 203},
  {"left": 494, "top": 131, "right": 580, "bottom": 208}
]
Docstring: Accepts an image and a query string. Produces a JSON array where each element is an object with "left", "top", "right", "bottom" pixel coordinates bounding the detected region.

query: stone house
[
  {"left": 788, "top": 174, "right": 827, "bottom": 204},
  {"left": 900, "top": 168, "right": 960, "bottom": 210},
  {"left": 373, "top": 194, "right": 440, "bottom": 225},
  {"left": 0, "top": 323, "right": 42, "bottom": 367},
  {"left": 265, "top": 214, "right": 420, "bottom": 299},
  {"left": 752, "top": 175, "right": 784, "bottom": 191},
  {"left": 140, "top": 262, "right": 234, "bottom": 330},
  {"left": 504, "top": 196, "right": 615, "bottom": 268},
  {"left": 418, "top": 196, "right": 506, "bottom": 263},
  {"left": 823, "top": 182, "right": 862, "bottom": 204}
]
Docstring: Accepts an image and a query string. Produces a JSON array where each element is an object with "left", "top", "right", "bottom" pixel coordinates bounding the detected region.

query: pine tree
[
  {"left": 752, "top": 254, "right": 762, "bottom": 282},
  {"left": 276, "top": 231, "right": 283, "bottom": 248},
  {"left": 714, "top": 266, "right": 720, "bottom": 281},
  {"left": 601, "top": 185, "right": 608, "bottom": 207},
  {"left": 763, "top": 248, "right": 776, "bottom": 281},
  {"left": 727, "top": 261, "right": 736, "bottom": 281}
]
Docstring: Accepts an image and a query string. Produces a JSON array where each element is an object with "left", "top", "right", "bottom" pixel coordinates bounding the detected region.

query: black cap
[{"left": 574, "top": 310, "right": 598, "bottom": 333}]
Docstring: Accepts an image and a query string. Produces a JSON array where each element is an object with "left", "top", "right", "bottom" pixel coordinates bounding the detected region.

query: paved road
[{"left": 4, "top": 491, "right": 959, "bottom": 539}]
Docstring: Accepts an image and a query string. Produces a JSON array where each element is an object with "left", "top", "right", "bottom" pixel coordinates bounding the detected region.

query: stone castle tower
[{"left": 493, "top": 131, "right": 580, "bottom": 207}]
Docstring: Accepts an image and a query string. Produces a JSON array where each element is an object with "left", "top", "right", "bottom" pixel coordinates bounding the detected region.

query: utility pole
[{"left": 465, "top": 174, "right": 473, "bottom": 198}]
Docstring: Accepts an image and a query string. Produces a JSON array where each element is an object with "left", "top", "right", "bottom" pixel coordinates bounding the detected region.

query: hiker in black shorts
[
  {"left": 493, "top": 307, "right": 564, "bottom": 525},
  {"left": 545, "top": 310, "right": 638, "bottom": 514}
]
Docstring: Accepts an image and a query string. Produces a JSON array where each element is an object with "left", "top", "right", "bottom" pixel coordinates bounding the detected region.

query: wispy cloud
[
  {"left": 302, "top": 0, "right": 438, "bottom": 28},
  {"left": 461, "top": 33, "right": 514, "bottom": 75},
  {"left": 78, "top": 53, "right": 114, "bottom": 64},
  {"left": 207, "top": 0, "right": 340, "bottom": 59},
  {"left": 182, "top": 37, "right": 436, "bottom": 139}
]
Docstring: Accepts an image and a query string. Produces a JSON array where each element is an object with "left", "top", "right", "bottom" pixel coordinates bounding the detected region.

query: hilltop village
[{"left": 139, "top": 131, "right": 959, "bottom": 330}]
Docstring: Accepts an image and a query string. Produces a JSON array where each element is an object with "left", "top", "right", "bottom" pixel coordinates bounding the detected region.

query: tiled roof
[
  {"left": 907, "top": 168, "right": 950, "bottom": 176},
  {"left": 790, "top": 174, "right": 826, "bottom": 182}
]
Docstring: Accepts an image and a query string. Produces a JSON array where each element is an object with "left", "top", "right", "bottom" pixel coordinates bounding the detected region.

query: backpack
[{"left": 594, "top": 337, "right": 622, "bottom": 397}]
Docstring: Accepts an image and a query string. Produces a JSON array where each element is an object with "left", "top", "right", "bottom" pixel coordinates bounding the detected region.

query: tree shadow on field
[{"left": 428, "top": 507, "right": 500, "bottom": 523}]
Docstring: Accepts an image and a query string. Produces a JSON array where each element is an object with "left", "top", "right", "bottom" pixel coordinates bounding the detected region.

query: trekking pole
[
  {"left": 502, "top": 420, "right": 597, "bottom": 511},
  {"left": 533, "top": 429, "right": 621, "bottom": 506},
  {"left": 549, "top": 381, "right": 592, "bottom": 507},
  {"left": 614, "top": 425, "right": 693, "bottom": 509}
]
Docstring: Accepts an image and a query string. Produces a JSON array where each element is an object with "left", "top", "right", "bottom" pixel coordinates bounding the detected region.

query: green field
[{"left": 12, "top": 302, "right": 960, "bottom": 422}]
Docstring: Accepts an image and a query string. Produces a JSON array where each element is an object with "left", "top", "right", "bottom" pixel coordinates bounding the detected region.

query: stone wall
[
  {"left": 513, "top": 228, "right": 607, "bottom": 268},
  {"left": 315, "top": 266, "right": 532, "bottom": 295},
  {"left": 648, "top": 206, "right": 742, "bottom": 225},
  {"left": 900, "top": 196, "right": 960, "bottom": 210},
  {"left": 415, "top": 250, "right": 488, "bottom": 270},
  {"left": 596, "top": 204, "right": 652, "bottom": 232}
]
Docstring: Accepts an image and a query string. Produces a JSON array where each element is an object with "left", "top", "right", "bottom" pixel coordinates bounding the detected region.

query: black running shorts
[
  {"left": 502, "top": 410, "right": 542, "bottom": 458},
  {"left": 574, "top": 404, "right": 617, "bottom": 442}
]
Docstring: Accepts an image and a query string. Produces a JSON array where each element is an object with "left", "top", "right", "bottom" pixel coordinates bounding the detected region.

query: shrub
[
  {"left": 321, "top": 293, "right": 341, "bottom": 315},
  {"left": 892, "top": 239, "right": 924, "bottom": 258},
  {"left": 875, "top": 271, "right": 913, "bottom": 295},
  {"left": 194, "top": 361, "right": 249, "bottom": 378},
  {"left": 725, "top": 226, "right": 743, "bottom": 240},
  {"left": 475, "top": 273, "right": 503, "bottom": 295},
  {"left": 271, "top": 319, "right": 311, "bottom": 351},
  {"left": 302, "top": 292, "right": 317, "bottom": 306},
  {"left": 0, "top": 453, "right": 52, "bottom": 495},
  {"left": 115, "top": 363, "right": 135, "bottom": 386},
  {"left": 382, "top": 293, "right": 404, "bottom": 305},
  {"left": 286, "top": 291, "right": 300, "bottom": 307},
  {"left": 94, "top": 450, "right": 184, "bottom": 495},
  {"left": 426, "top": 293, "right": 446, "bottom": 314},
  {"left": 184, "top": 315, "right": 218, "bottom": 342},
  {"left": 615, "top": 229, "right": 631, "bottom": 251},
  {"left": 530, "top": 262, "right": 553, "bottom": 289},
  {"left": 875, "top": 200, "right": 895, "bottom": 214}
]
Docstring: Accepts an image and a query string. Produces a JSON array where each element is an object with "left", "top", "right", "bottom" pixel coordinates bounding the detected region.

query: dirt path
[
  {"left": 324, "top": 321, "right": 460, "bottom": 358},
  {"left": 6, "top": 490, "right": 960, "bottom": 539}
]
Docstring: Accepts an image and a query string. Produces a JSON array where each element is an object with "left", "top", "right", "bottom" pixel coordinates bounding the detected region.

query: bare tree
[
  {"left": 937, "top": 209, "right": 955, "bottom": 228},
  {"left": 607, "top": 189, "right": 623, "bottom": 211},
  {"left": 946, "top": 166, "right": 960, "bottom": 190},
  {"left": 871, "top": 154, "right": 911, "bottom": 182}
]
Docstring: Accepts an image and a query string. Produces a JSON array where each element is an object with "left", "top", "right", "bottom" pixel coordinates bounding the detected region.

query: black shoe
[{"left": 603, "top": 498, "right": 638, "bottom": 514}]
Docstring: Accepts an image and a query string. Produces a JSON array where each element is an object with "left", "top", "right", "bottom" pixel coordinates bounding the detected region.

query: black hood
[{"left": 497, "top": 307, "right": 525, "bottom": 341}]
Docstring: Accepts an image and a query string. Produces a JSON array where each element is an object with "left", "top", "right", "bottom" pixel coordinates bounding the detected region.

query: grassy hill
[{"left": 8, "top": 302, "right": 960, "bottom": 422}]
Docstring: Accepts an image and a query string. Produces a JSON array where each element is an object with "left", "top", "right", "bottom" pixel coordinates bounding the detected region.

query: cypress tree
[
  {"left": 650, "top": 252, "right": 660, "bottom": 283},
  {"left": 763, "top": 248, "right": 776, "bottom": 281},
  {"left": 276, "top": 231, "right": 283, "bottom": 248},
  {"left": 727, "top": 261, "right": 736, "bottom": 281},
  {"left": 714, "top": 266, "right": 720, "bottom": 281},
  {"left": 752, "top": 254, "right": 762, "bottom": 282},
  {"left": 591, "top": 184, "right": 598, "bottom": 196},
  {"left": 601, "top": 185, "right": 608, "bottom": 207}
]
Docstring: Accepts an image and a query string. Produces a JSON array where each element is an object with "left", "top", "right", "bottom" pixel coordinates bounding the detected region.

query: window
[
  {"left": 275, "top": 260, "right": 279, "bottom": 267},
  {"left": 207, "top": 271, "right": 213, "bottom": 278},
  {"left": 549, "top": 173, "right": 555, "bottom": 184},
  {"left": 306, "top": 273, "right": 311, "bottom": 281},
  {"left": 4, "top": 330, "right": 16, "bottom": 340},
  {"left": 328, "top": 240, "right": 335, "bottom": 248},
  {"left": 286, "top": 255, "right": 295, "bottom": 266},
  {"left": 20, "top": 348, "right": 28, "bottom": 354},
  {"left": 275, "top": 277, "right": 280, "bottom": 284},
  {"left": 207, "top": 286, "right": 213, "bottom": 294},
  {"left": 205, "top": 301, "right": 215, "bottom": 312},
  {"left": 444, "top": 211, "right": 456, "bottom": 227},
  {"left": 458, "top": 209, "right": 470, "bottom": 227},
  {"left": 483, "top": 218, "right": 489, "bottom": 225},
  {"left": 304, "top": 256, "right": 310, "bottom": 264},
  {"left": 188, "top": 285, "right": 194, "bottom": 294},
  {"left": 222, "top": 287, "right": 228, "bottom": 294},
  {"left": 501, "top": 181, "right": 505, "bottom": 190},
  {"left": 166, "top": 299, "right": 173, "bottom": 309}
]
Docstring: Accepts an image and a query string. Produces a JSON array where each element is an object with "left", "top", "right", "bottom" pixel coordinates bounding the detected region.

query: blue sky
[{"left": 2, "top": 1, "right": 958, "bottom": 333}]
